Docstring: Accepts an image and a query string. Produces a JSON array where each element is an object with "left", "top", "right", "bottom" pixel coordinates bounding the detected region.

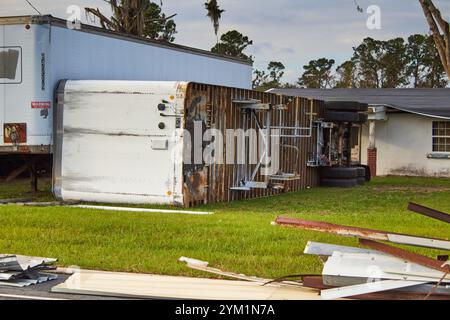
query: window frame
[{"left": 432, "top": 121, "right": 450, "bottom": 154}]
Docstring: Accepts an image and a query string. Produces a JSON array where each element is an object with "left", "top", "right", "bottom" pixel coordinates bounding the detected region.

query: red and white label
[{"left": 31, "top": 101, "right": 51, "bottom": 109}]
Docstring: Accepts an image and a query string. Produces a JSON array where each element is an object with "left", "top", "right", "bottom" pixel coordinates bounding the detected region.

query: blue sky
[{"left": 2, "top": 0, "right": 449, "bottom": 83}]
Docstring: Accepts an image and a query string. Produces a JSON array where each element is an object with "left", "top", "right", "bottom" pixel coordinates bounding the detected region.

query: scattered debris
[
  {"left": 0, "top": 254, "right": 58, "bottom": 287},
  {"left": 71, "top": 205, "right": 214, "bottom": 215},
  {"left": 275, "top": 203, "right": 450, "bottom": 300},
  {"left": 179, "top": 257, "right": 299, "bottom": 287}
]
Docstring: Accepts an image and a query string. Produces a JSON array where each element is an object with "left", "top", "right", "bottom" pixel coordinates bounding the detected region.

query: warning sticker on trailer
[{"left": 31, "top": 101, "right": 51, "bottom": 109}]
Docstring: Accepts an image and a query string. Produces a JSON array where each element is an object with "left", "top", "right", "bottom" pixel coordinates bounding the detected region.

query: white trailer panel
[
  {"left": 0, "top": 15, "right": 252, "bottom": 154},
  {"left": 54, "top": 81, "right": 186, "bottom": 205}
]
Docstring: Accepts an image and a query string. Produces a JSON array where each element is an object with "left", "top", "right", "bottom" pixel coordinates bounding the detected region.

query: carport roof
[{"left": 269, "top": 88, "right": 450, "bottom": 119}]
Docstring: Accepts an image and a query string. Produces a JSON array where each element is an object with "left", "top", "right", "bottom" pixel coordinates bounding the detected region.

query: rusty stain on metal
[
  {"left": 275, "top": 217, "right": 388, "bottom": 240},
  {"left": 275, "top": 217, "right": 450, "bottom": 250},
  {"left": 408, "top": 202, "right": 450, "bottom": 224},
  {"left": 359, "top": 239, "right": 450, "bottom": 274}
]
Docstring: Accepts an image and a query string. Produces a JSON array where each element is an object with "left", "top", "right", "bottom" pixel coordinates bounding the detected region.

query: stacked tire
[
  {"left": 323, "top": 101, "right": 368, "bottom": 123},
  {"left": 321, "top": 166, "right": 370, "bottom": 188},
  {"left": 321, "top": 167, "right": 358, "bottom": 188}
]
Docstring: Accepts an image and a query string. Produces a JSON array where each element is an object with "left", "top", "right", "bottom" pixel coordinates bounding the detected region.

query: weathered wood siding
[{"left": 183, "top": 83, "right": 324, "bottom": 207}]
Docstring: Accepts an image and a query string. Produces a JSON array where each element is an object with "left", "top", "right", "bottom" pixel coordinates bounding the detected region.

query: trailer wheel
[
  {"left": 323, "top": 111, "right": 360, "bottom": 122},
  {"left": 321, "top": 178, "right": 358, "bottom": 188},
  {"left": 325, "top": 101, "right": 368, "bottom": 112},
  {"left": 321, "top": 167, "right": 358, "bottom": 179}
]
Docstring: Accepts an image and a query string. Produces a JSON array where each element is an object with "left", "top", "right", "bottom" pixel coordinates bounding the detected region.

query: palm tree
[
  {"left": 204, "top": 0, "right": 225, "bottom": 41},
  {"left": 86, "top": 0, "right": 176, "bottom": 38}
]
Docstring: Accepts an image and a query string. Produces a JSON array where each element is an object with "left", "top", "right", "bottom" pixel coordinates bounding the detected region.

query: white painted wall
[{"left": 361, "top": 113, "right": 450, "bottom": 177}]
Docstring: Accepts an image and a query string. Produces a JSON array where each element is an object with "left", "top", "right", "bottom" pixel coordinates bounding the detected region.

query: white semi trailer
[{"left": 0, "top": 15, "right": 252, "bottom": 156}]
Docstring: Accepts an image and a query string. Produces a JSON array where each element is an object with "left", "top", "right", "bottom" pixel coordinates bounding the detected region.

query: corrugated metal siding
[{"left": 183, "top": 83, "right": 324, "bottom": 206}]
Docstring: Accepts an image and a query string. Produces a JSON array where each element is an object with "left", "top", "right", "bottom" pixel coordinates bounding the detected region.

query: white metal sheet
[
  {"left": 387, "top": 234, "right": 450, "bottom": 251},
  {"left": 54, "top": 81, "right": 186, "bottom": 205},
  {"left": 304, "top": 241, "right": 384, "bottom": 256},
  {"left": 321, "top": 280, "right": 426, "bottom": 300},
  {"left": 322, "top": 251, "right": 450, "bottom": 284}
]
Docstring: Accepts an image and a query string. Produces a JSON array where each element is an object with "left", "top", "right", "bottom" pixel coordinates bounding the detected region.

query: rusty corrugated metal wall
[{"left": 183, "top": 83, "right": 324, "bottom": 207}]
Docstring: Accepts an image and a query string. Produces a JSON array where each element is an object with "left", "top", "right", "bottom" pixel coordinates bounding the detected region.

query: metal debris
[
  {"left": 72, "top": 205, "right": 214, "bottom": 215},
  {"left": 179, "top": 257, "right": 299, "bottom": 287},
  {"left": 408, "top": 202, "right": 450, "bottom": 224},
  {"left": 276, "top": 205, "right": 450, "bottom": 300},
  {"left": 0, "top": 254, "right": 58, "bottom": 287},
  {"left": 359, "top": 239, "right": 450, "bottom": 274},
  {"left": 275, "top": 216, "right": 450, "bottom": 250}
]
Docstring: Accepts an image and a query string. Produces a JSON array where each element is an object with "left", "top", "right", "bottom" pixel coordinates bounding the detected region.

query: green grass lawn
[{"left": 0, "top": 177, "right": 449, "bottom": 279}]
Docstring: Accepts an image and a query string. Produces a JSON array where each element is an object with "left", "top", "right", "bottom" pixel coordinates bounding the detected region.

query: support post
[
  {"left": 28, "top": 161, "right": 38, "bottom": 193},
  {"left": 367, "top": 121, "right": 377, "bottom": 177}
]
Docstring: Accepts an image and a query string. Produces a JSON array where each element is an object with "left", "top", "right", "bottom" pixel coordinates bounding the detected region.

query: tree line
[
  {"left": 84, "top": 1, "right": 449, "bottom": 89},
  {"left": 254, "top": 35, "right": 448, "bottom": 91}
]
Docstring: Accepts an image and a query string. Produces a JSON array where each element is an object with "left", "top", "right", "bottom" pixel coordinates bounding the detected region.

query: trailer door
[{"left": 53, "top": 81, "right": 185, "bottom": 205}]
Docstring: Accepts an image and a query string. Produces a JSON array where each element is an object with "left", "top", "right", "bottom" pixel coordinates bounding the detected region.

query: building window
[{"left": 432, "top": 121, "right": 450, "bottom": 153}]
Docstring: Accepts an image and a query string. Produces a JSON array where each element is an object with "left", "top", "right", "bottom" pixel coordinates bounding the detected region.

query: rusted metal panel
[
  {"left": 275, "top": 217, "right": 450, "bottom": 250},
  {"left": 359, "top": 239, "right": 450, "bottom": 274},
  {"left": 408, "top": 202, "right": 450, "bottom": 224}
]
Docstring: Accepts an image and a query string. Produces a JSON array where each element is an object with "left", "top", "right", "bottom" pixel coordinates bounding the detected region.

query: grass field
[{"left": 0, "top": 177, "right": 449, "bottom": 279}]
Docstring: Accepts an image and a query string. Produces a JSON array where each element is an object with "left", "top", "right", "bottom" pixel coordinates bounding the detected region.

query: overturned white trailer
[
  {"left": 53, "top": 81, "right": 324, "bottom": 207},
  {"left": 0, "top": 15, "right": 252, "bottom": 155}
]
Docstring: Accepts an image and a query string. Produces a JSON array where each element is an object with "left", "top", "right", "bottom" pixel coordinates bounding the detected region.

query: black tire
[
  {"left": 357, "top": 177, "right": 366, "bottom": 185},
  {"left": 357, "top": 113, "right": 368, "bottom": 123},
  {"left": 325, "top": 101, "right": 368, "bottom": 112},
  {"left": 323, "top": 111, "right": 359, "bottom": 122},
  {"left": 321, "top": 167, "right": 358, "bottom": 179},
  {"left": 360, "top": 165, "right": 371, "bottom": 182},
  {"left": 321, "top": 178, "right": 358, "bottom": 188},
  {"left": 356, "top": 167, "right": 366, "bottom": 178}
]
